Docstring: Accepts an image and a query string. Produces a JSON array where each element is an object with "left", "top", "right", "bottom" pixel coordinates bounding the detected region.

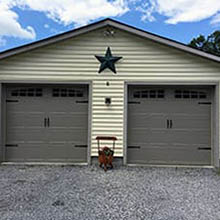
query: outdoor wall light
[{"left": 105, "top": 97, "right": 111, "bottom": 106}]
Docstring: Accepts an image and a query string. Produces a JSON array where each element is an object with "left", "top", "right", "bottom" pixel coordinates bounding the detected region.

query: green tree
[{"left": 188, "top": 31, "right": 220, "bottom": 56}]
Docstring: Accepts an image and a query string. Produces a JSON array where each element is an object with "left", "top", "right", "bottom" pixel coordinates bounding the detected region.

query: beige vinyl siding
[
  {"left": 91, "top": 80, "right": 124, "bottom": 156},
  {"left": 0, "top": 27, "right": 220, "bottom": 157}
]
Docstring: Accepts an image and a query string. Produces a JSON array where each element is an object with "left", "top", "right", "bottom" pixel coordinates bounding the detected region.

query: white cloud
[
  {"left": 0, "top": 0, "right": 128, "bottom": 46},
  {"left": 211, "top": 14, "right": 220, "bottom": 25},
  {"left": 16, "top": 0, "right": 129, "bottom": 26},
  {"left": 139, "top": 0, "right": 220, "bottom": 25},
  {"left": 44, "top": 24, "right": 49, "bottom": 29},
  {"left": 0, "top": 1, "right": 36, "bottom": 42},
  {"left": 0, "top": 37, "right": 6, "bottom": 47},
  {"left": 136, "top": 1, "right": 156, "bottom": 22}
]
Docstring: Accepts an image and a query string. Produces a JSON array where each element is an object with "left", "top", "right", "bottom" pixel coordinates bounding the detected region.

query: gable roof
[{"left": 0, "top": 18, "right": 220, "bottom": 63}]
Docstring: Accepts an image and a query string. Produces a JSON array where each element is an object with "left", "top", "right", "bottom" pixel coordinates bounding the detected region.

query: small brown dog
[{"left": 98, "top": 146, "right": 114, "bottom": 171}]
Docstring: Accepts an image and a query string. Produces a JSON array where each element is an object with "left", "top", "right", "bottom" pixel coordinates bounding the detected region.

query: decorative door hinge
[
  {"left": 76, "top": 101, "right": 88, "bottom": 104},
  {"left": 198, "top": 102, "right": 212, "bottom": 105},
  {"left": 6, "top": 100, "right": 19, "bottom": 103},
  {"left": 128, "top": 101, "right": 141, "bottom": 104},
  {"left": 128, "top": 146, "right": 141, "bottom": 149},
  {"left": 5, "top": 144, "right": 18, "bottom": 147},
  {"left": 198, "top": 147, "right": 211, "bottom": 150},
  {"left": 75, "top": 145, "right": 88, "bottom": 148}
]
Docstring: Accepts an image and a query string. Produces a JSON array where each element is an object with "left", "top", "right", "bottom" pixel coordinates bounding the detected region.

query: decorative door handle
[
  {"left": 167, "top": 120, "right": 169, "bottom": 129},
  {"left": 44, "top": 118, "right": 47, "bottom": 127},
  {"left": 47, "top": 117, "right": 50, "bottom": 127}
]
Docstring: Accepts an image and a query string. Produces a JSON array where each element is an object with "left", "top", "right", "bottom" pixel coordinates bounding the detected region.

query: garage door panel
[
  {"left": 128, "top": 113, "right": 167, "bottom": 128},
  {"left": 42, "top": 145, "right": 68, "bottom": 161},
  {"left": 7, "top": 100, "right": 45, "bottom": 111},
  {"left": 6, "top": 144, "right": 49, "bottom": 161},
  {"left": 128, "top": 114, "right": 210, "bottom": 130},
  {"left": 127, "top": 128, "right": 210, "bottom": 145},
  {"left": 128, "top": 86, "right": 212, "bottom": 165},
  {"left": 49, "top": 113, "right": 88, "bottom": 127},
  {"left": 162, "top": 130, "right": 210, "bottom": 145},
  {"left": 128, "top": 129, "right": 167, "bottom": 144},
  {"left": 171, "top": 116, "right": 210, "bottom": 130},
  {"left": 45, "top": 143, "right": 87, "bottom": 162},
  {"left": 7, "top": 128, "right": 46, "bottom": 142},
  {"left": 169, "top": 103, "right": 210, "bottom": 114},
  {"left": 128, "top": 132, "right": 210, "bottom": 147},
  {"left": 7, "top": 112, "right": 45, "bottom": 127},
  {"left": 48, "top": 128, "right": 87, "bottom": 142},
  {"left": 167, "top": 130, "right": 210, "bottom": 145},
  {"left": 129, "top": 102, "right": 170, "bottom": 114},
  {"left": 10, "top": 103, "right": 45, "bottom": 112},
  {"left": 48, "top": 101, "right": 88, "bottom": 112},
  {"left": 128, "top": 144, "right": 211, "bottom": 165}
]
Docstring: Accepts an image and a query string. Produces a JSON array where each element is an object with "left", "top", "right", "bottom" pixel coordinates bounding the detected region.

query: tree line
[{"left": 188, "top": 31, "right": 220, "bottom": 56}]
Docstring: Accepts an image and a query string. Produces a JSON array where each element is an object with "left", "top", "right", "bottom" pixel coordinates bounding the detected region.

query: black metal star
[{"left": 95, "top": 47, "right": 122, "bottom": 74}]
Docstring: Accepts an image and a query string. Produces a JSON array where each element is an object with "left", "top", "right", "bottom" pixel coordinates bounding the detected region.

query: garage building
[{"left": 0, "top": 18, "right": 219, "bottom": 167}]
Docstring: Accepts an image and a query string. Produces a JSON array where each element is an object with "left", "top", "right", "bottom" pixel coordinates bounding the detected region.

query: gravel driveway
[{"left": 0, "top": 165, "right": 220, "bottom": 220}]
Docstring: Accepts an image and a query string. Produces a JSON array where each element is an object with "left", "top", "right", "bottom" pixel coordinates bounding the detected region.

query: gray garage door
[
  {"left": 127, "top": 86, "right": 212, "bottom": 165},
  {"left": 6, "top": 85, "right": 88, "bottom": 162}
]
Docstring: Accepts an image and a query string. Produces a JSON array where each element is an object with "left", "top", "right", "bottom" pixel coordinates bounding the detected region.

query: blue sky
[{"left": 0, "top": 0, "right": 220, "bottom": 52}]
